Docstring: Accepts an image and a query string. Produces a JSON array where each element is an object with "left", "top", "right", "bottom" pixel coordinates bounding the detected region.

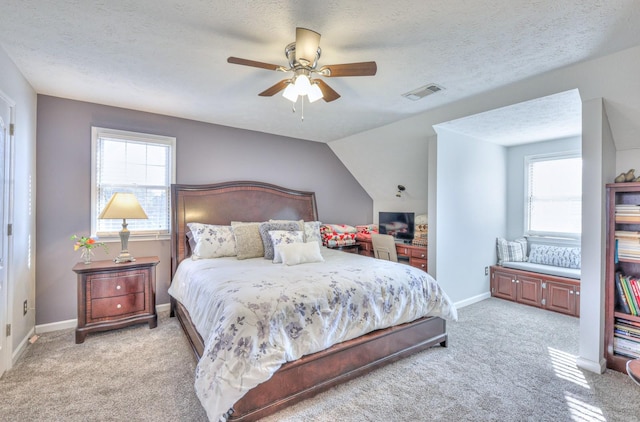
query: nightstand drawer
[
  {"left": 91, "top": 292, "right": 145, "bottom": 319},
  {"left": 90, "top": 273, "right": 145, "bottom": 298},
  {"left": 411, "top": 249, "right": 427, "bottom": 260}
]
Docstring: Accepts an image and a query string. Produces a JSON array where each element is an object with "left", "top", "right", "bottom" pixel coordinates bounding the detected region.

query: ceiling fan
[{"left": 227, "top": 27, "right": 377, "bottom": 104}]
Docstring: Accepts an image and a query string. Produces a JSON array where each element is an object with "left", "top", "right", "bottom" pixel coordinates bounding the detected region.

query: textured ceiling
[{"left": 1, "top": 1, "right": 639, "bottom": 143}]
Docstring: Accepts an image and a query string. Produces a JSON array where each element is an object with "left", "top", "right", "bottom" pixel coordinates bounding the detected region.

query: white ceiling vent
[{"left": 402, "top": 84, "right": 445, "bottom": 101}]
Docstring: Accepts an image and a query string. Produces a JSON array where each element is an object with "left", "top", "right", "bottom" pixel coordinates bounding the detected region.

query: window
[
  {"left": 525, "top": 152, "right": 582, "bottom": 238},
  {"left": 91, "top": 127, "right": 176, "bottom": 239}
]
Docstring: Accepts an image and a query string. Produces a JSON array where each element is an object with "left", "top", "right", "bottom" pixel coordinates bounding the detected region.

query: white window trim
[
  {"left": 523, "top": 150, "right": 582, "bottom": 240},
  {"left": 90, "top": 127, "right": 176, "bottom": 241}
]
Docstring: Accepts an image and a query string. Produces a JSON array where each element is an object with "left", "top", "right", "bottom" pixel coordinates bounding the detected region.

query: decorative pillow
[
  {"left": 231, "top": 222, "right": 264, "bottom": 260},
  {"left": 270, "top": 230, "right": 305, "bottom": 263},
  {"left": 269, "top": 219, "right": 304, "bottom": 230},
  {"left": 303, "top": 221, "right": 323, "bottom": 245},
  {"left": 278, "top": 241, "right": 325, "bottom": 266},
  {"left": 528, "top": 244, "right": 581, "bottom": 269},
  {"left": 259, "top": 221, "right": 303, "bottom": 259},
  {"left": 496, "top": 237, "right": 527, "bottom": 265},
  {"left": 186, "top": 223, "right": 236, "bottom": 259},
  {"left": 186, "top": 230, "right": 196, "bottom": 255}
]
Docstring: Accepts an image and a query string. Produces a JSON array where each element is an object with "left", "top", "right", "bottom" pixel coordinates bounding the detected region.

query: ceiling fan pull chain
[{"left": 301, "top": 97, "right": 304, "bottom": 121}]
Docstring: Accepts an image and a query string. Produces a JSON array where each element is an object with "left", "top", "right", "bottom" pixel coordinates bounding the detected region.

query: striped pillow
[{"left": 496, "top": 237, "right": 527, "bottom": 265}]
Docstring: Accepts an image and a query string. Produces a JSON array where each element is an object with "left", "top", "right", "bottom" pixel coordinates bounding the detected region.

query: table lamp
[{"left": 98, "top": 192, "right": 148, "bottom": 263}]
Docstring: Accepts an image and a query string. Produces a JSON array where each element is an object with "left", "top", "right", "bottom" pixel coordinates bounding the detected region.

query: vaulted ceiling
[{"left": 1, "top": 1, "right": 640, "bottom": 144}]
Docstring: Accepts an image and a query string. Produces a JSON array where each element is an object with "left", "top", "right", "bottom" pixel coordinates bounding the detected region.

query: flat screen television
[{"left": 379, "top": 212, "right": 415, "bottom": 242}]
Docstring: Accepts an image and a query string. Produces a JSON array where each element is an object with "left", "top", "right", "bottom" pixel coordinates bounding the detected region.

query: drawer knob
[
  {"left": 116, "top": 285, "right": 121, "bottom": 290},
  {"left": 421, "top": 264, "right": 425, "bottom": 268},
  {"left": 116, "top": 304, "right": 122, "bottom": 309},
  {"left": 420, "top": 254, "right": 425, "bottom": 258}
]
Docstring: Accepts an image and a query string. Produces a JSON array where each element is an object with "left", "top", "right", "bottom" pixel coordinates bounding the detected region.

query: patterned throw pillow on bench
[
  {"left": 496, "top": 237, "right": 528, "bottom": 265},
  {"left": 528, "top": 244, "right": 581, "bottom": 269}
]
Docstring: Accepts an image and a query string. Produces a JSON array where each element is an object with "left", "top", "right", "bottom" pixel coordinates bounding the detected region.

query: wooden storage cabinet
[
  {"left": 490, "top": 266, "right": 579, "bottom": 317},
  {"left": 358, "top": 239, "right": 427, "bottom": 272},
  {"left": 73, "top": 256, "right": 160, "bottom": 344},
  {"left": 605, "top": 183, "right": 640, "bottom": 373}
]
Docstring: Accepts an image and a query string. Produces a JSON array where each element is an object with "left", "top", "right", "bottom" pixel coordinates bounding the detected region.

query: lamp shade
[{"left": 98, "top": 193, "right": 148, "bottom": 220}]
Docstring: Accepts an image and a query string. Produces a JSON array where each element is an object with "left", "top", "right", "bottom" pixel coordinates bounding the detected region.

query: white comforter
[{"left": 168, "top": 247, "right": 457, "bottom": 421}]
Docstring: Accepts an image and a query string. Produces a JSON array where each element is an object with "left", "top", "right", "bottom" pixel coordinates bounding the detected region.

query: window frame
[
  {"left": 523, "top": 150, "right": 582, "bottom": 240},
  {"left": 90, "top": 127, "right": 176, "bottom": 241}
]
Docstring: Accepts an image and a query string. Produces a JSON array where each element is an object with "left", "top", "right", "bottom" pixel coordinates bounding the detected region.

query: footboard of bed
[{"left": 229, "top": 316, "right": 446, "bottom": 421}]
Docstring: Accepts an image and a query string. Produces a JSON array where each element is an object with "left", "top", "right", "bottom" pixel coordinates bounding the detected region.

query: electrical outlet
[
  {"left": 484, "top": 266, "right": 489, "bottom": 276},
  {"left": 23, "top": 300, "right": 27, "bottom": 316}
]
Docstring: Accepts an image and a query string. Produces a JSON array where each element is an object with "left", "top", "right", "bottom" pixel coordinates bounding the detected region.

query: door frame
[{"left": 0, "top": 90, "right": 15, "bottom": 378}]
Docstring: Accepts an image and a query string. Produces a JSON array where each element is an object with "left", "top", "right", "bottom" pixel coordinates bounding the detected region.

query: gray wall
[{"left": 36, "top": 95, "right": 372, "bottom": 325}]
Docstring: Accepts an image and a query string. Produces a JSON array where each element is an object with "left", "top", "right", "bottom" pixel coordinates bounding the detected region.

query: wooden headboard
[{"left": 170, "top": 181, "right": 318, "bottom": 276}]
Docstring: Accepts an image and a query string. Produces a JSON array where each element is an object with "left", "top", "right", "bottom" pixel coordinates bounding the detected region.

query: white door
[{"left": 0, "top": 93, "right": 11, "bottom": 378}]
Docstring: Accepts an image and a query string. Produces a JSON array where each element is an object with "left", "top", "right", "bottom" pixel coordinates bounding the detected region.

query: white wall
[
  {"left": 433, "top": 127, "right": 506, "bottom": 304},
  {"left": 0, "top": 46, "right": 37, "bottom": 363},
  {"left": 329, "top": 119, "right": 429, "bottom": 222}
]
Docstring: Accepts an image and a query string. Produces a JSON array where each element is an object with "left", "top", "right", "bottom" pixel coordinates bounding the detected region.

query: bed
[{"left": 169, "top": 181, "right": 457, "bottom": 421}]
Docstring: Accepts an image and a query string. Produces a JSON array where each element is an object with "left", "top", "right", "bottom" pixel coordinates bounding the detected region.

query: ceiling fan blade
[
  {"left": 315, "top": 79, "right": 341, "bottom": 102},
  {"left": 319, "top": 61, "right": 377, "bottom": 77},
  {"left": 258, "top": 79, "right": 290, "bottom": 97},
  {"left": 227, "top": 57, "right": 282, "bottom": 71},
  {"left": 296, "top": 27, "right": 321, "bottom": 65}
]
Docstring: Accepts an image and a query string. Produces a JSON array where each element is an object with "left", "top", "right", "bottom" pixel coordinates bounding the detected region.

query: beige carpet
[{"left": 1, "top": 298, "right": 638, "bottom": 421}]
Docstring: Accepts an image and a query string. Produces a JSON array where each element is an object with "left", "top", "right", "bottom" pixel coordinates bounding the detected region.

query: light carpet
[{"left": 0, "top": 298, "right": 637, "bottom": 421}]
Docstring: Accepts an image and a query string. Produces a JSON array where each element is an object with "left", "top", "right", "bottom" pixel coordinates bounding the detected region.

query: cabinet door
[
  {"left": 516, "top": 274, "right": 543, "bottom": 308},
  {"left": 492, "top": 270, "right": 517, "bottom": 301},
  {"left": 545, "top": 281, "right": 576, "bottom": 316}
]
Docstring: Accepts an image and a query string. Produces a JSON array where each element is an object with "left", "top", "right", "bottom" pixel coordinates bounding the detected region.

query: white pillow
[
  {"left": 270, "top": 230, "right": 305, "bottom": 263},
  {"left": 278, "top": 241, "right": 325, "bottom": 266},
  {"left": 187, "top": 223, "right": 236, "bottom": 259},
  {"left": 304, "top": 221, "right": 323, "bottom": 246}
]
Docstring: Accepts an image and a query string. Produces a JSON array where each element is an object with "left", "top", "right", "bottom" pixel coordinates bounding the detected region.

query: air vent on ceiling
[{"left": 402, "top": 83, "right": 445, "bottom": 101}]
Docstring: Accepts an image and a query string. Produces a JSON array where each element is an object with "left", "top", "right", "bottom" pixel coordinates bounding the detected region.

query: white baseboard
[
  {"left": 35, "top": 303, "right": 172, "bottom": 334},
  {"left": 454, "top": 292, "right": 491, "bottom": 309},
  {"left": 12, "top": 327, "right": 35, "bottom": 365},
  {"left": 576, "top": 356, "right": 606, "bottom": 374}
]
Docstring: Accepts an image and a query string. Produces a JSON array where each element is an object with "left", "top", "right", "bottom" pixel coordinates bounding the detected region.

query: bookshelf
[{"left": 605, "top": 182, "right": 640, "bottom": 372}]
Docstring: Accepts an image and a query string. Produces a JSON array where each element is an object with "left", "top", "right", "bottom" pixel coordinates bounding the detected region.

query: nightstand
[{"left": 73, "top": 256, "right": 160, "bottom": 344}]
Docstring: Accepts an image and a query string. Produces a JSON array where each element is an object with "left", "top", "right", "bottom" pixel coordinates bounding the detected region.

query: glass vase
[{"left": 80, "top": 248, "right": 94, "bottom": 265}]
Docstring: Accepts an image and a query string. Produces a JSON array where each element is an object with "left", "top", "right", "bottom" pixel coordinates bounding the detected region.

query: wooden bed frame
[{"left": 170, "top": 181, "right": 448, "bottom": 421}]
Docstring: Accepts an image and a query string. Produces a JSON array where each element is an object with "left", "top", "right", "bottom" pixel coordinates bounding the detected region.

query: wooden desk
[{"left": 358, "top": 239, "right": 427, "bottom": 271}]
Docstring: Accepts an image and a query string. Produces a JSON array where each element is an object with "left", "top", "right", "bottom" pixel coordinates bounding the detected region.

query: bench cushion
[{"left": 502, "top": 261, "right": 581, "bottom": 280}]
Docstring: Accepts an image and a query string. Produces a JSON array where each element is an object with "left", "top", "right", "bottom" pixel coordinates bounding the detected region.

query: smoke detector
[{"left": 402, "top": 84, "right": 445, "bottom": 101}]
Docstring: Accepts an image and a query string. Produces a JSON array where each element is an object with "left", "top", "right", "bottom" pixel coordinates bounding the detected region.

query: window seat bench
[{"left": 490, "top": 264, "right": 581, "bottom": 317}]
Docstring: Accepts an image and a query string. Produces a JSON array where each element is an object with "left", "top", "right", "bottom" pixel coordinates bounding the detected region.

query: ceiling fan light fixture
[
  {"left": 282, "top": 83, "right": 298, "bottom": 102},
  {"left": 307, "top": 82, "right": 323, "bottom": 103},
  {"left": 294, "top": 74, "right": 311, "bottom": 95}
]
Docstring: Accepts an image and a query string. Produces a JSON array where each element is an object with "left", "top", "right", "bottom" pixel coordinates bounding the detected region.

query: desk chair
[{"left": 371, "top": 234, "right": 398, "bottom": 262}]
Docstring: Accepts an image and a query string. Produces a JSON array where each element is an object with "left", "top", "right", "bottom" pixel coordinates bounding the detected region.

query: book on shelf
[
  {"left": 615, "top": 321, "right": 640, "bottom": 335},
  {"left": 614, "top": 337, "right": 640, "bottom": 357},
  {"left": 615, "top": 272, "right": 632, "bottom": 314},
  {"left": 617, "top": 317, "right": 640, "bottom": 328},
  {"left": 620, "top": 274, "right": 638, "bottom": 316}
]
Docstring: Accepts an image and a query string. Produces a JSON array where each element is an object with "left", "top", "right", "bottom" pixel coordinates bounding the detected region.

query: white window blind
[
  {"left": 91, "top": 127, "right": 176, "bottom": 238},
  {"left": 525, "top": 153, "right": 582, "bottom": 237}
]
